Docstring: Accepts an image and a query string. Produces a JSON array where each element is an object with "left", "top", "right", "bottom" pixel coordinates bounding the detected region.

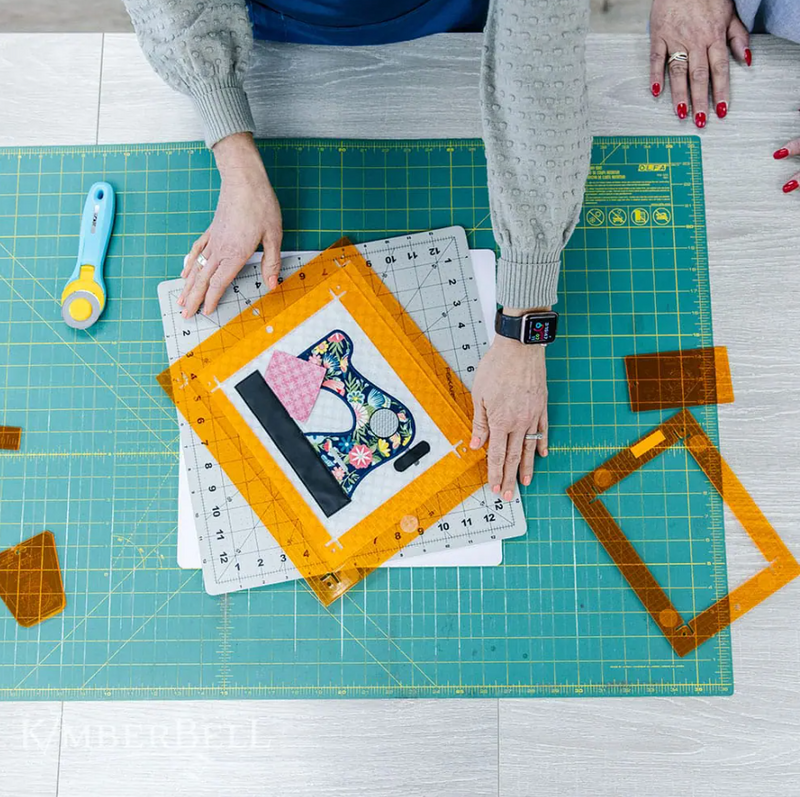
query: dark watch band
[
  {"left": 495, "top": 312, "right": 525, "bottom": 341},
  {"left": 494, "top": 309, "right": 559, "bottom": 345}
]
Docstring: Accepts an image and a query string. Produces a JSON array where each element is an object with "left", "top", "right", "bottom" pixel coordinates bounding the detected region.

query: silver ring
[
  {"left": 196, "top": 253, "right": 208, "bottom": 269},
  {"left": 524, "top": 433, "right": 544, "bottom": 441},
  {"left": 667, "top": 51, "right": 689, "bottom": 66}
]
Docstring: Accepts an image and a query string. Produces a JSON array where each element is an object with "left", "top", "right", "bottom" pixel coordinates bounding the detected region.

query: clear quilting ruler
[{"left": 158, "top": 227, "right": 527, "bottom": 594}]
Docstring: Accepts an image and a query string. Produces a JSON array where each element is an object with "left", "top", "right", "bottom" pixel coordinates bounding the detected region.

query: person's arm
[
  {"left": 123, "top": 0, "right": 284, "bottom": 317},
  {"left": 123, "top": 0, "right": 256, "bottom": 147},
  {"left": 480, "top": 0, "right": 591, "bottom": 311},
  {"left": 471, "top": 0, "right": 591, "bottom": 497}
]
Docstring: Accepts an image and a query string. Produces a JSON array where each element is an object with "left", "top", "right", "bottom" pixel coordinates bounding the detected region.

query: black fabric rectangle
[
  {"left": 234, "top": 370, "right": 350, "bottom": 518},
  {"left": 394, "top": 441, "right": 430, "bottom": 472}
]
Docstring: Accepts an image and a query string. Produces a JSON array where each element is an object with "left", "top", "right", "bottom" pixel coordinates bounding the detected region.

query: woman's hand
[
  {"left": 774, "top": 137, "right": 800, "bottom": 194},
  {"left": 649, "top": 0, "right": 751, "bottom": 126},
  {"left": 179, "top": 133, "right": 283, "bottom": 317},
  {"left": 470, "top": 328, "right": 548, "bottom": 500}
]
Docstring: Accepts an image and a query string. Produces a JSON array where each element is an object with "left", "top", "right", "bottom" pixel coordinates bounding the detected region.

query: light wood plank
[
  {"left": 0, "top": 702, "right": 62, "bottom": 797},
  {"left": 499, "top": 686, "right": 800, "bottom": 797},
  {"left": 3, "top": 0, "right": 132, "bottom": 33},
  {"left": 97, "top": 32, "right": 484, "bottom": 143},
  {"left": 57, "top": 699, "right": 498, "bottom": 797},
  {"left": 0, "top": 34, "right": 103, "bottom": 146}
]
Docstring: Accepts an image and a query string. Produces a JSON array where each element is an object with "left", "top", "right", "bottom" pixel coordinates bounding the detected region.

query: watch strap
[{"left": 494, "top": 312, "right": 523, "bottom": 341}]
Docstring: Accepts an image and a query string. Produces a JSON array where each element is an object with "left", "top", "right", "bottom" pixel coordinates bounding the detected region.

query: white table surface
[{"left": 1, "top": 31, "right": 799, "bottom": 797}]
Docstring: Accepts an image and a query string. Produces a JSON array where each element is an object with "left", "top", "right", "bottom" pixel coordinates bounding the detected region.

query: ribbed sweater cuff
[
  {"left": 193, "top": 83, "right": 256, "bottom": 149},
  {"left": 497, "top": 248, "right": 563, "bottom": 309}
]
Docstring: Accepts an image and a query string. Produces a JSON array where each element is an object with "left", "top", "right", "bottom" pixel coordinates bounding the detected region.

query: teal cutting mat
[{"left": 0, "top": 137, "right": 732, "bottom": 700}]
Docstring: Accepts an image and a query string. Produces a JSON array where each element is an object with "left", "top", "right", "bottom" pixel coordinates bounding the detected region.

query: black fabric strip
[
  {"left": 234, "top": 370, "right": 350, "bottom": 518},
  {"left": 393, "top": 441, "right": 431, "bottom": 472}
]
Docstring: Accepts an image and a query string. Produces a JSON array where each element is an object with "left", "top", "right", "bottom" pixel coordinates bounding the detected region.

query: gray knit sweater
[{"left": 123, "top": 0, "right": 591, "bottom": 310}]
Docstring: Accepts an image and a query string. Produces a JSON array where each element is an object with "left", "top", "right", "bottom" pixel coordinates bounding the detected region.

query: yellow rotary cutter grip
[{"left": 61, "top": 182, "right": 115, "bottom": 330}]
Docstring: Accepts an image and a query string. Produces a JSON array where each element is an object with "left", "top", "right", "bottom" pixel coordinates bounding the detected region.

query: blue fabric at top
[
  {"left": 248, "top": 0, "right": 489, "bottom": 45},
  {"left": 736, "top": 0, "right": 800, "bottom": 42}
]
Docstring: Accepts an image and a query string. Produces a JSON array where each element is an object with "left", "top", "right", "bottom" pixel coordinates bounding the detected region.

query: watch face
[{"left": 523, "top": 313, "right": 558, "bottom": 344}]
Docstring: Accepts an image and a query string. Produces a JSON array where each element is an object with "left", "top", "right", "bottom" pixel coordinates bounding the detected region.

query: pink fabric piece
[{"left": 264, "top": 350, "right": 326, "bottom": 422}]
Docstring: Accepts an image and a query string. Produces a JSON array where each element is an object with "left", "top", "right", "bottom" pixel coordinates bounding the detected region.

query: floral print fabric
[{"left": 297, "top": 330, "right": 416, "bottom": 498}]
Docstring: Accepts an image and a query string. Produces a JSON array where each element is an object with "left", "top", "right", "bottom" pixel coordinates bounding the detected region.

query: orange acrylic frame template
[
  {"left": 567, "top": 409, "right": 800, "bottom": 657},
  {"left": 159, "top": 242, "right": 486, "bottom": 604}
]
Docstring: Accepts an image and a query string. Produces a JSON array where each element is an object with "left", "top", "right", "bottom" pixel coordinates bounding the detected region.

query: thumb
[
  {"left": 728, "top": 17, "right": 751, "bottom": 65},
  {"left": 261, "top": 233, "right": 283, "bottom": 291},
  {"left": 470, "top": 400, "right": 489, "bottom": 449}
]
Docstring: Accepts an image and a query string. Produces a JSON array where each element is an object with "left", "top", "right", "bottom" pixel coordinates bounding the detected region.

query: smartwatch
[{"left": 494, "top": 309, "right": 559, "bottom": 345}]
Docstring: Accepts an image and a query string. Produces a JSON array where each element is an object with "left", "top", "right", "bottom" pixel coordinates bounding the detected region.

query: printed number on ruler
[{"left": 159, "top": 227, "right": 527, "bottom": 595}]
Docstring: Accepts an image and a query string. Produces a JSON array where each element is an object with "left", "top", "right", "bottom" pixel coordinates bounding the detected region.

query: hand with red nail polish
[
  {"left": 652, "top": 83, "right": 662, "bottom": 97},
  {"left": 178, "top": 133, "right": 284, "bottom": 319},
  {"left": 470, "top": 321, "right": 549, "bottom": 494},
  {"left": 773, "top": 138, "right": 800, "bottom": 195},
  {"left": 649, "top": 0, "right": 750, "bottom": 124}
]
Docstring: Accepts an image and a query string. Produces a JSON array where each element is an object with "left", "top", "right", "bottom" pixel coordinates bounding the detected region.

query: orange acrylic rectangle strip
[
  {"left": 566, "top": 409, "right": 800, "bottom": 657},
  {"left": 625, "top": 346, "right": 734, "bottom": 412}
]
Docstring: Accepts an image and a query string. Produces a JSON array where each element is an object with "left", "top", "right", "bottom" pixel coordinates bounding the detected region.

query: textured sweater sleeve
[
  {"left": 480, "top": 0, "right": 592, "bottom": 309},
  {"left": 123, "top": 0, "right": 256, "bottom": 148}
]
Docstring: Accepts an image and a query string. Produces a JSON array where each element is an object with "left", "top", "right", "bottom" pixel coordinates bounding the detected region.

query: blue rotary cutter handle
[{"left": 60, "top": 182, "right": 115, "bottom": 330}]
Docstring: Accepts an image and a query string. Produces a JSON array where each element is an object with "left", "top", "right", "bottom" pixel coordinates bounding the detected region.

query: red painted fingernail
[
  {"left": 745, "top": 48, "right": 752, "bottom": 66},
  {"left": 652, "top": 82, "right": 661, "bottom": 97},
  {"left": 695, "top": 112, "right": 707, "bottom": 129},
  {"left": 774, "top": 148, "right": 790, "bottom": 160},
  {"left": 782, "top": 180, "right": 799, "bottom": 193},
  {"left": 716, "top": 102, "right": 727, "bottom": 119},
  {"left": 677, "top": 103, "right": 688, "bottom": 120}
]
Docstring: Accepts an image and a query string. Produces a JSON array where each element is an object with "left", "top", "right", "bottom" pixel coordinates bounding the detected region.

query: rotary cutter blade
[{"left": 61, "top": 182, "right": 115, "bottom": 330}]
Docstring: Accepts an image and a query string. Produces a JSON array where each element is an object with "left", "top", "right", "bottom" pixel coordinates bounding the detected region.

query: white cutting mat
[{"left": 159, "top": 227, "right": 527, "bottom": 594}]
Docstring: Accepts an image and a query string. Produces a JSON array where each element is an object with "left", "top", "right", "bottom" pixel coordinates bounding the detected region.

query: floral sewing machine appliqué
[
  {"left": 299, "top": 329, "right": 417, "bottom": 499},
  {"left": 161, "top": 243, "right": 485, "bottom": 604}
]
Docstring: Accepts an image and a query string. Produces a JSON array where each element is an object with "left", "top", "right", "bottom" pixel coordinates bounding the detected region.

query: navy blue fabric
[{"left": 248, "top": 0, "right": 489, "bottom": 45}]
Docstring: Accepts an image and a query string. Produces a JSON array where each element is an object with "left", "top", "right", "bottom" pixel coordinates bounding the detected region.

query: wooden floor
[{"left": 1, "top": 30, "right": 800, "bottom": 797}]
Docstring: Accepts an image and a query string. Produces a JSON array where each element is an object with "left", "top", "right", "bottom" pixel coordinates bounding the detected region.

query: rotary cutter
[{"left": 60, "top": 182, "right": 115, "bottom": 330}]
